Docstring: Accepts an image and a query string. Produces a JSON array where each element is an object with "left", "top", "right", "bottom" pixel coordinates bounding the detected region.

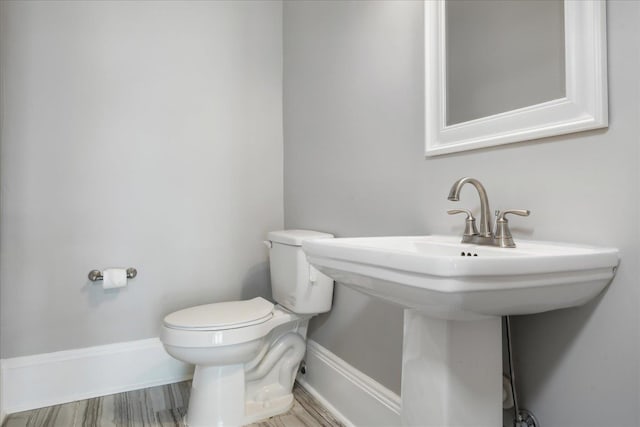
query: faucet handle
[
  {"left": 494, "top": 209, "right": 531, "bottom": 248},
  {"left": 447, "top": 209, "right": 479, "bottom": 241},
  {"left": 497, "top": 209, "right": 530, "bottom": 221},
  {"left": 447, "top": 208, "right": 474, "bottom": 218}
]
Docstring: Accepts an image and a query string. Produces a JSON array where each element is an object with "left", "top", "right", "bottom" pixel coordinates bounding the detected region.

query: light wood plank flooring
[{"left": 2, "top": 381, "right": 344, "bottom": 427}]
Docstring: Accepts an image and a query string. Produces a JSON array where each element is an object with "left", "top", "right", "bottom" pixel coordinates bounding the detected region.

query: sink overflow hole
[{"left": 460, "top": 252, "right": 479, "bottom": 257}]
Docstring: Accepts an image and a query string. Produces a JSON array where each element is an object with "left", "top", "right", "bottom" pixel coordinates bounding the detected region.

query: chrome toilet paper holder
[{"left": 88, "top": 268, "right": 137, "bottom": 282}]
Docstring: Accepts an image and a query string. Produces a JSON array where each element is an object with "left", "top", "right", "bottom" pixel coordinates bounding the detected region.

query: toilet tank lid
[
  {"left": 267, "top": 229, "right": 334, "bottom": 246},
  {"left": 163, "top": 297, "right": 274, "bottom": 330}
]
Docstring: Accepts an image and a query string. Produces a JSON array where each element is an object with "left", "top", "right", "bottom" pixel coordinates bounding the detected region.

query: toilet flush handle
[{"left": 263, "top": 240, "right": 272, "bottom": 249}]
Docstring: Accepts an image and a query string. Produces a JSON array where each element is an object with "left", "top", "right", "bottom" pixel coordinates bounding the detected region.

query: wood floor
[{"left": 2, "top": 381, "right": 344, "bottom": 427}]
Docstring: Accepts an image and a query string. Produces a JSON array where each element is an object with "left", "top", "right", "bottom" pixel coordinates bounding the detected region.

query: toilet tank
[{"left": 266, "top": 230, "right": 334, "bottom": 314}]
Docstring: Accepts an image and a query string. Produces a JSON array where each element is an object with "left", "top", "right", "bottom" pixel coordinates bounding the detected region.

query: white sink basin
[
  {"left": 303, "top": 235, "right": 619, "bottom": 321},
  {"left": 303, "top": 235, "right": 619, "bottom": 426}
]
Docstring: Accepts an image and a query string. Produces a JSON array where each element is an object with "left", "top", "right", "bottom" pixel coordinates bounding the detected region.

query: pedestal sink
[{"left": 302, "top": 235, "right": 619, "bottom": 427}]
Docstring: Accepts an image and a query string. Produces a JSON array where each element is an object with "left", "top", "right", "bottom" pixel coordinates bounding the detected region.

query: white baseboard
[
  {"left": 298, "top": 340, "right": 401, "bottom": 427},
  {"left": 1, "top": 336, "right": 398, "bottom": 424},
  {"left": 1, "top": 338, "right": 193, "bottom": 415}
]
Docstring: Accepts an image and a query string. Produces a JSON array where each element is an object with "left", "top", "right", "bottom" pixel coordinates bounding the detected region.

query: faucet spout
[{"left": 448, "top": 177, "right": 492, "bottom": 239}]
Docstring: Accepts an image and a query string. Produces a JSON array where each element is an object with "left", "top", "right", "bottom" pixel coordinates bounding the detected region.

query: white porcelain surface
[
  {"left": 161, "top": 305, "right": 304, "bottom": 349},
  {"left": 268, "top": 233, "right": 335, "bottom": 314},
  {"left": 304, "top": 234, "right": 619, "bottom": 426},
  {"left": 160, "top": 229, "right": 336, "bottom": 426},
  {"left": 267, "top": 229, "right": 334, "bottom": 246},
  {"left": 161, "top": 306, "right": 310, "bottom": 426},
  {"left": 303, "top": 235, "right": 619, "bottom": 320},
  {"left": 163, "top": 297, "right": 274, "bottom": 330},
  {"left": 401, "top": 311, "right": 502, "bottom": 427}
]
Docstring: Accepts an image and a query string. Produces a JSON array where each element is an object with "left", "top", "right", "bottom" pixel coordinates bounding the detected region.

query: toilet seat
[
  {"left": 161, "top": 303, "right": 306, "bottom": 349},
  {"left": 164, "top": 297, "right": 274, "bottom": 331}
]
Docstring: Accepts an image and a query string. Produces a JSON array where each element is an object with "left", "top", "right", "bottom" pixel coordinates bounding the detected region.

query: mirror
[
  {"left": 425, "top": 0, "right": 608, "bottom": 157},
  {"left": 446, "top": 0, "right": 566, "bottom": 126}
]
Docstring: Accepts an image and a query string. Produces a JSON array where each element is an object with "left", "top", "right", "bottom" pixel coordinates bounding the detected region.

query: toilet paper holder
[{"left": 88, "top": 268, "right": 137, "bottom": 282}]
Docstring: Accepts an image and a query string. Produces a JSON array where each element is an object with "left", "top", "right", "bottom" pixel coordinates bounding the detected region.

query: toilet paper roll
[{"left": 102, "top": 268, "right": 127, "bottom": 290}]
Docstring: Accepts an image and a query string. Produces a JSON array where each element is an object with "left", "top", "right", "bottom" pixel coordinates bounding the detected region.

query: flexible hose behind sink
[{"left": 505, "top": 316, "right": 539, "bottom": 427}]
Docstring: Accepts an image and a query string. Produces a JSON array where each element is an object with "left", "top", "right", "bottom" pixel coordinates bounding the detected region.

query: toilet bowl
[
  {"left": 160, "top": 230, "right": 334, "bottom": 427},
  {"left": 161, "top": 298, "right": 310, "bottom": 426}
]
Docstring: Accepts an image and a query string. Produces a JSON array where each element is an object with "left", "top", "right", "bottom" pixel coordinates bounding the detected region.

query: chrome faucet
[
  {"left": 447, "top": 177, "right": 530, "bottom": 248},
  {"left": 448, "top": 177, "right": 494, "bottom": 245}
]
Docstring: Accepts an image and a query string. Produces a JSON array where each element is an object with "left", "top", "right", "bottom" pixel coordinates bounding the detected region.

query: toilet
[{"left": 160, "top": 230, "right": 334, "bottom": 427}]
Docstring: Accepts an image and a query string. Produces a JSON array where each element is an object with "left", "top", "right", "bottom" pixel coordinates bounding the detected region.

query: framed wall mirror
[{"left": 425, "top": 0, "right": 608, "bottom": 157}]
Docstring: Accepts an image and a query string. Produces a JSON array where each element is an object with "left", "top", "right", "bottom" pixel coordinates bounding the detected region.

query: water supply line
[
  {"left": 505, "top": 316, "right": 521, "bottom": 422},
  {"left": 505, "top": 316, "right": 539, "bottom": 427}
]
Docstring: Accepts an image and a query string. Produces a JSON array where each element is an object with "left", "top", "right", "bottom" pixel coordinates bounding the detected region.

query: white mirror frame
[{"left": 425, "top": 0, "right": 608, "bottom": 157}]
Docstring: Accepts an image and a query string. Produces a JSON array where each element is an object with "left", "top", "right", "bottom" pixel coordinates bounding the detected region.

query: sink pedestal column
[{"left": 401, "top": 310, "right": 502, "bottom": 427}]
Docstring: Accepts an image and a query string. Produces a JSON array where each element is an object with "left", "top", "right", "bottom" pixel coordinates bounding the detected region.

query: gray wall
[
  {"left": 0, "top": 0, "right": 283, "bottom": 357},
  {"left": 283, "top": 1, "right": 640, "bottom": 426}
]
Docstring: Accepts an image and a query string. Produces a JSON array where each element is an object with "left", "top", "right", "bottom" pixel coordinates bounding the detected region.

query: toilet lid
[{"left": 163, "top": 297, "right": 275, "bottom": 331}]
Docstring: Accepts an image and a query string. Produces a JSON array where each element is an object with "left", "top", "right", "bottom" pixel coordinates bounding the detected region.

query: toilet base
[
  {"left": 185, "top": 364, "right": 296, "bottom": 427},
  {"left": 244, "top": 394, "right": 295, "bottom": 424},
  {"left": 164, "top": 311, "right": 310, "bottom": 426},
  {"left": 186, "top": 365, "right": 245, "bottom": 427}
]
